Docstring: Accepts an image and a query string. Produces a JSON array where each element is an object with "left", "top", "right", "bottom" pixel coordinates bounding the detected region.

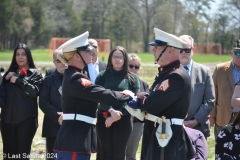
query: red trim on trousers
[{"left": 72, "top": 152, "right": 77, "bottom": 160}]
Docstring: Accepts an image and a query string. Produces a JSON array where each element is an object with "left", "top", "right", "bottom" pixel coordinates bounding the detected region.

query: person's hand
[
  {"left": 108, "top": 108, "right": 122, "bottom": 121},
  {"left": 105, "top": 116, "right": 115, "bottom": 128},
  {"left": 183, "top": 119, "right": 199, "bottom": 128},
  {"left": 127, "top": 98, "right": 140, "bottom": 109},
  {"left": 137, "top": 92, "right": 149, "bottom": 99},
  {"left": 209, "top": 117, "right": 216, "bottom": 128},
  {"left": 57, "top": 112, "right": 63, "bottom": 125},
  {"left": 9, "top": 76, "right": 18, "bottom": 83},
  {"left": 120, "top": 90, "right": 135, "bottom": 98},
  {"left": 5, "top": 72, "right": 16, "bottom": 80}
]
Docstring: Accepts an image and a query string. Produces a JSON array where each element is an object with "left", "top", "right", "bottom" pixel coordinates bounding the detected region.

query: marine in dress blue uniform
[
  {"left": 127, "top": 28, "right": 196, "bottom": 160},
  {"left": 53, "top": 32, "right": 133, "bottom": 160}
]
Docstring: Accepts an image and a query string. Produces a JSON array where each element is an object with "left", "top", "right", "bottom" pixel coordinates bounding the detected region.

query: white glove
[{"left": 121, "top": 90, "right": 135, "bottom": 98}]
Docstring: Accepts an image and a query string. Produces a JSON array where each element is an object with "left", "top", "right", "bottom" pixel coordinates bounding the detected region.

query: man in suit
[
  {"left": 39, "top": 49, "right": 66, "bottom": 159},
  {"left": 85, "top": 39, "right": 107, "bottom": 84},
  {"left": 210, "top": 40, "right": 240, "bottom": 140},
  {"left": 179, "top": 35, "right": 215, "bottom": 139},
  {"left": 86, "top": 39, "right": 106, "bottom": 160}
]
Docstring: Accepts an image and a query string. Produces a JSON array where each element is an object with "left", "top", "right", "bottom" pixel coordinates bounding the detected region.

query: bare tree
[
  {"left": 122, "top": 0, "right": 165, "bottom": 52},
  {"left": 180, "top": 0, "right": 214, "bottom": 42},
  {"left": 226, "top": 0, "right": 240, "bottom": 38}
]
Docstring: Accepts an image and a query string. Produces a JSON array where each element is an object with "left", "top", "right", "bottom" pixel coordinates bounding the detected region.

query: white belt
[
  {"left": 63, "top": 114, "right": 97, "bottom": 125},
  {"left": 145, "top": 113, "right": 183, "bottom": 125}
]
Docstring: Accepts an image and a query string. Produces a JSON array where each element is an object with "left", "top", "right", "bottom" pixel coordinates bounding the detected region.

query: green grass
[
  {"left": 0, "top": 49, "right": 232, "bottom": 64},
  {"left": 0, "top": 49, "right": 52, "bottom": 61},
  {"left": 192, "top": 54, "right": 232, "bottom": 63}
]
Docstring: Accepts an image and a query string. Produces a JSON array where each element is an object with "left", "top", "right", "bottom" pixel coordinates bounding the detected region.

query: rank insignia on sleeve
[
  {"left": 157, "top": 79, "right": 170, "bottom": 91},
  {"left": 80, "top": 78, "right": 92, "bottom": 87}
]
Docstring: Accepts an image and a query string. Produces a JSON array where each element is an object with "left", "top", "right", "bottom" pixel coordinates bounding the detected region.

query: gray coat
[{"left": 185, "top": 61, "right": 215, "bottom": 137}]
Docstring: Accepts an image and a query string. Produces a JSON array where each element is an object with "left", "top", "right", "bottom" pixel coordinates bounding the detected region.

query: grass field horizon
[{"left": 0, "top": 49, "right": 232, "bottom": 64}]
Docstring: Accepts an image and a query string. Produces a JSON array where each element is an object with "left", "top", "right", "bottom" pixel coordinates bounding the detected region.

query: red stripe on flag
[{"left": 72, "top": 152, "right": 77, "bottom": 160}]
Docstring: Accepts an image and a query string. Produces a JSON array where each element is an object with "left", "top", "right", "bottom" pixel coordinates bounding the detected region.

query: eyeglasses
[
  {"left": 53, "top": 59, "right": 62, "bottom": 63},
  {"left": 233, "top": 51, "right": 240, "bottom": 56},
  {"left": 180, "top": 48, "right": 192, "bottom": 53},
  {"left": 129, "top": 65, "right": 140, "bottom": 69},
  {"left": 112, "top": 56, "right": 124, "bottom": 60}
]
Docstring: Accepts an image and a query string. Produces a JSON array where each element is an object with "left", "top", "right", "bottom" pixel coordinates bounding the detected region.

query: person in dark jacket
[
  {"left": 179, "top": 35, "right": 215, "bottom": 139},
  {"left": 45, "top": 68, "right": 56, "bottom": 77},
  {"left": 95, "top": 47, "right": 140, "bottom": 160},
  {"left": 0, "top": 43, "right": 42, "bottom": 159},
  {"left": 127, "top": 28, "right": 195, "bottom": 160},
  {"left": 39, "top": 49, "right": 66, "bottom": 160},
  {"left": 53, "top": 31, "right": 133, "bottom": 160},
  {"left": 0, "top": 67, "right": 4, "bottom": 84}
]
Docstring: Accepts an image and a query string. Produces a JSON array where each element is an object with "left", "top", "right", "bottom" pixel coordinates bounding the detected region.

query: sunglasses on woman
[{"left": 129, "top": 65, "right": 140, "bottom": 69}]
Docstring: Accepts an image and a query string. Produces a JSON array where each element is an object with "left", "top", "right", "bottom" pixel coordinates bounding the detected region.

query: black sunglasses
[
  {"left": 129, "top": 65, "right": 140, "bottom": 69},
  {"left": 180, "top": 48, "right": 192, "bottom": 53},
  {"left": 54, "top": 59, "right": 62, "bottom": 63},
  {"left": 92, "top": 45, "right": 98, "bottom": 49}
]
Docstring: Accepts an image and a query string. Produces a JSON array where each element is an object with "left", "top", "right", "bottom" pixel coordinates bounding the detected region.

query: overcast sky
[{"left": 209, "top": 0, "right": 221, "bottom": 14}]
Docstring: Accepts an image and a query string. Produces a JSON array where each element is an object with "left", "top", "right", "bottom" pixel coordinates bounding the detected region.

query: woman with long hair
[
  {"left": 95, "top": 46, "right": 140, "bottom": 160},
  {"left": 0, "top": 43, "right": 42, "bottom": 159}
]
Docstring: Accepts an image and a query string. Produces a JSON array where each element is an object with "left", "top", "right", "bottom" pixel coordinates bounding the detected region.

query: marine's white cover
[
  {"left": 152, "top": 28, "right": 187, "bottom": 49},
  {"left": 58, "top": 31, "right": 90, "bottom": 52}
]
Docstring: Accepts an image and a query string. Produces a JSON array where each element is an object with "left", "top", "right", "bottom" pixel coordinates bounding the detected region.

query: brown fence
[
  {"left": 48, "top": 37, "right": 111, "bottom": 57},
  {"left": 194, "top": 43, "right": 222, "bottom": 55}
]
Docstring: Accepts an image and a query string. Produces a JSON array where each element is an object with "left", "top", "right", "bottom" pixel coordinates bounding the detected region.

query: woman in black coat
[{"left": 0, "top": 43, "right": 42, "bottom": 159}]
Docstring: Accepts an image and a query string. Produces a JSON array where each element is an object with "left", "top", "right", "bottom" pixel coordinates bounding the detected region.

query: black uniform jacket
[
  {"left": 0, "top": 68, "right": 42, "bottom": 124},
  {"left": 140, "top": 60, "right": 196, "bottom": 160},
  {"left": 0, "top": 73, "right": 3, "bottom": 84},
  {"left": 54, "top": 65, "right": 132, "bottom": 153},
  {"left": 39, "top": 70, "right": 62, "bottom": 137}
]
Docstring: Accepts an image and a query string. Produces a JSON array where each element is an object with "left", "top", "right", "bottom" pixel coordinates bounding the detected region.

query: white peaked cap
[
  {"left": 58, "top": 31, "right": 94, "bottom": 52},
  {"left": 149, "top": 28, "right": 187, "bottom": 49}
]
